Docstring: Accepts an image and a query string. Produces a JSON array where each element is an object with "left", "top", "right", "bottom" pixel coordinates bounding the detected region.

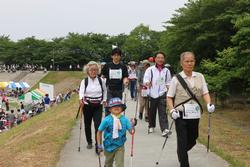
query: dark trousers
[
  {"left": 83, "top": 104, "right": 103, "bottom": 145},
  {"left": 148, "top": 95, "right": 169, "bottom": 131},
  {"left": 129, "top": 80, "right": 136, "bottom": 99},
  {"left": 175, "top": 118, "right": 199, "bottom": 167},
  {"left": 107, "top": 88, "right": 123, "bottom": 100}
]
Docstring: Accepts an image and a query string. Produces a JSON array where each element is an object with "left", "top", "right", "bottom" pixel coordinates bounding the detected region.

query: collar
[
  {"left": 111, "top": 114, "right": 122, "bottom": 119},
  {"left": 155, "top": 64, "right": 164, "bottom": 71},
  {"left": 88, "top": 76, "right": 98, "bottom": 81},
  {"left": 180, "top": 71, "right": 197, "bottom": 78}
]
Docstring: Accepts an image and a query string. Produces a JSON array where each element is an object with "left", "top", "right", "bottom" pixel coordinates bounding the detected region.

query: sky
[{"left": 0, "top": 0, "right": 187, "bottom": 41}]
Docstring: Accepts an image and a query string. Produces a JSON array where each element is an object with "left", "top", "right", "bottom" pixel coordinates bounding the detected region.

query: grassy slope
[
  {"left": 198, "top": 108, "right": 250, "bottom": 167},
  {"left": 0, "top": 71, "right": 84, "bottom": 167},
  {"left": 32, "top": 71, "right": 83, "bottom": 87},
  {"left": 32, "top": 71, "right": 83, "bottom": 94},
  {"left": 0, "top": 95, "right": 78, "bottom": 167}
]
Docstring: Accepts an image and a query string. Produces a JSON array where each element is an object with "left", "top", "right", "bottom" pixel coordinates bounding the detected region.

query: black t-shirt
[{"left": 101, "top": 62, "right": 128, "bottom": 91}]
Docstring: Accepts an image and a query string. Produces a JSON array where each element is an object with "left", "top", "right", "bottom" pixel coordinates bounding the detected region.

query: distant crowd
[
  {"left": 0, "top": 63, "right": 83, "bottom": 73},
  {"left": 0, "top": 87, "right": 79, "bottom": 133}
]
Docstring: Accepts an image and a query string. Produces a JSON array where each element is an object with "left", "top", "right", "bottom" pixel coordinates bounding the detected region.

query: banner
[{"left": 39, "top": 83, "right": 54, "bottom": 100}]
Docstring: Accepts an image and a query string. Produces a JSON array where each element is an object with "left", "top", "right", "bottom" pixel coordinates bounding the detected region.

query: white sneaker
[
  {"left": 148, "top": 127, "right": 154, "bottom": 133},
  {"left": 162, "top": 129, "right": 170, "bottom": 137}
]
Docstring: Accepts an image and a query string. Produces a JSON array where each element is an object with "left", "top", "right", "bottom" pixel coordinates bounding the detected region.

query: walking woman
[
  {"left": 167, "top": 52, "right": 215, "bottom": 167},
  {"left": 128, "top": 62, "right": 138, "bottom": 100},
  {"left": 79, "top": 61, "right": 107, "bottom": 154}
]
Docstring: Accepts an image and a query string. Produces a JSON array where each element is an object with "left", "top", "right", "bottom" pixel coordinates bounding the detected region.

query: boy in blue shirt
[{"left": 97, "top": 97, "right": 136, "bottom": 167}]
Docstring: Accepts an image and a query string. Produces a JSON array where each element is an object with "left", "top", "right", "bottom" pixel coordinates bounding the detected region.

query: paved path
[
  {"left": 0, "top": 71, "right": 47, "bottom": 88},
  {"left": 57, "top": 92, "right": 229, "bottom": 167}
]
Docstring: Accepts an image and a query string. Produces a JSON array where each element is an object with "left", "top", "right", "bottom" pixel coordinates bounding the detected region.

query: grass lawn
[{"left": 198, "top": 107, "right": 250, "bottom": 167}]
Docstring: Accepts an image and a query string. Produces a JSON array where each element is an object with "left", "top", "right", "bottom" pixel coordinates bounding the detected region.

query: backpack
[{"left": 84, "top": 77, "right": 104, "bottom": 100}]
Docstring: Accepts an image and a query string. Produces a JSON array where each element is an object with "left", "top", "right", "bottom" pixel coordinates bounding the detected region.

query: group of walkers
[{"left": 79, "top": 48, "right": 215, "bottom": 167}]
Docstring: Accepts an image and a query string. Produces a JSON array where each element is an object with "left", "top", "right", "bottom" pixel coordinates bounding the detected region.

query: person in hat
[
  {"left": 96, "top": 97, "right": 136, "bottom": 167},
  {"left": 101, "top": 48, "right": 129, "bottom": 115},
  {"left": 128, "top": 62, "right": 138, "bottom": 100},
  {"left": 137, "top": 59, "right": 151, "bottom": 121}
]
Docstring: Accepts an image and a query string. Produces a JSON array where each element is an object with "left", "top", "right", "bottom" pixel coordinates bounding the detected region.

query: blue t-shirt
[
  {"left": 44, "top": 96, "right": 50, "bottom": 104},
  {"left": 98, "top": 115, "right": 132, "bottom": 152}
]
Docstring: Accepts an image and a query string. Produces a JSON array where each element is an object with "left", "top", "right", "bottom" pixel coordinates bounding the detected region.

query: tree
[{"left": 124, "top": 24, "right": 160, "bottom": 62}]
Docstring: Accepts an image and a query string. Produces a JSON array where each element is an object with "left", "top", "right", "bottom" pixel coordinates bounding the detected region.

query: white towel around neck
[{"left": 111, "top": 114, "right": 122, "bottom": 139}]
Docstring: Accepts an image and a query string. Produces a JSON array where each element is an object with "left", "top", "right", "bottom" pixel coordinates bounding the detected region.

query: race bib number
[
  {"left": 141, "top": 88, "right": 148, "bottom": 97},
  {"left": 129, "top": 73, "right": 137, "bottom": 79},
  {"left": 156, "top": 77, "right": 165, "bottom": 85},
  {"left": 183, "top": 103, "right": 201, "bottom": 119},
  {"left": 109, "top": 69, "right": 122, "bottom": 79}
]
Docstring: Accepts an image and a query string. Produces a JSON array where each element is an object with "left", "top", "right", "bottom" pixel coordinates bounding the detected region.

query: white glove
[
  {"left": 170, "top": 109, "right": 180, "bottom": 120},
  {"left": 207, "top": 104, "right": 215, "bottom": 113}
]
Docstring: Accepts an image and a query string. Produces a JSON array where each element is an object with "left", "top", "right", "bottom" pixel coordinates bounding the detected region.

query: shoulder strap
[
  {"left": 97, "top": 77, "right": 104, "bottom": 100},
  {"left": 84, "top": 77, "right": 88, "bottom": 94},
  {"left": 150, "top": 69, "right": 153, "bottom": 83},
  {"left": 175, "top": 74, "right": 203, "bottom": 113},
  {"left": 165, "top": 67, "right": 168, "bottom": 82}
]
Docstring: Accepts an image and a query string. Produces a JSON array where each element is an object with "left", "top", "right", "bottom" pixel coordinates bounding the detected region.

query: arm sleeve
[
  {"left": 143, "top": 68, "right": 151, "bottom": 84},
  {"left": 79, "top": 79, "right": 85, "bottom": 100},
  {"left": 98, "top": 118, "right": 108, "bottom": 131},
  {"left": 126, "top": 118, "right": 132, "bottom": 131},
  {"left": 166, "top": 70, "right": 172, "bottom": 86},
  {"left": 123, "top": 65, "right": 129, "bottom": 78},
  {"left": 102, "top": 79, "right": 107, "bottom": 101},
  {"left": 201, "top": 74, "right": 209, "bottom": 95},
  {"left": 167, "top": 77, "right": 178, "bottom": 97}
]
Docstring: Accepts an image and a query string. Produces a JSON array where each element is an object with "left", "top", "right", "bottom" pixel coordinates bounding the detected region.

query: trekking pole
[
  {"left": 124, "top": 86, "right": 127, "bottom": 116},
  {"left": 130, "top": 130, "right": 135, "bottom": 167},
  {"left": 75, "top": 105, "right": 81, "bottom": 119},
  {"left": 134, "top": 89, "right": 139, "bottom": 119},
  {"left": 98, "top": 154, "right": 102, "bottom": 167},
  {"left": 155, "top": 120, "right": 174, "bottom": 166},
  {"left": 130, "top": 83, "right": 138, "bottom": 167},
  {"left": 78, "top": 104, "right": 83, "bottom": 152},
  {"left": 207, "top": 112, "right": 211, "bottom": 152}
]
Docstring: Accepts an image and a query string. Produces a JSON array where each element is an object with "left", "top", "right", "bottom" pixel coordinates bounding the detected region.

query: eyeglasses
[{"left": 89, "top": 69, "right": 98, "bottom": 72}]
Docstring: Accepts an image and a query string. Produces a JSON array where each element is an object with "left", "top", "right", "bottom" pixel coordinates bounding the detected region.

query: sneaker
[
  {"left": 148, "top": 127, "right": 154, "bottom": 134},
  {"left": 162, "top": 129, "right": 170, "bottom": 137},
  {"left": 87, "top": 143, "right": 93, "bottom": 149},
  {"left": 139, "top": 113, "right": 143, "bottom": 120},
  {"left": 145, "top": 116, "right": 149, "bottom": 122}
]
